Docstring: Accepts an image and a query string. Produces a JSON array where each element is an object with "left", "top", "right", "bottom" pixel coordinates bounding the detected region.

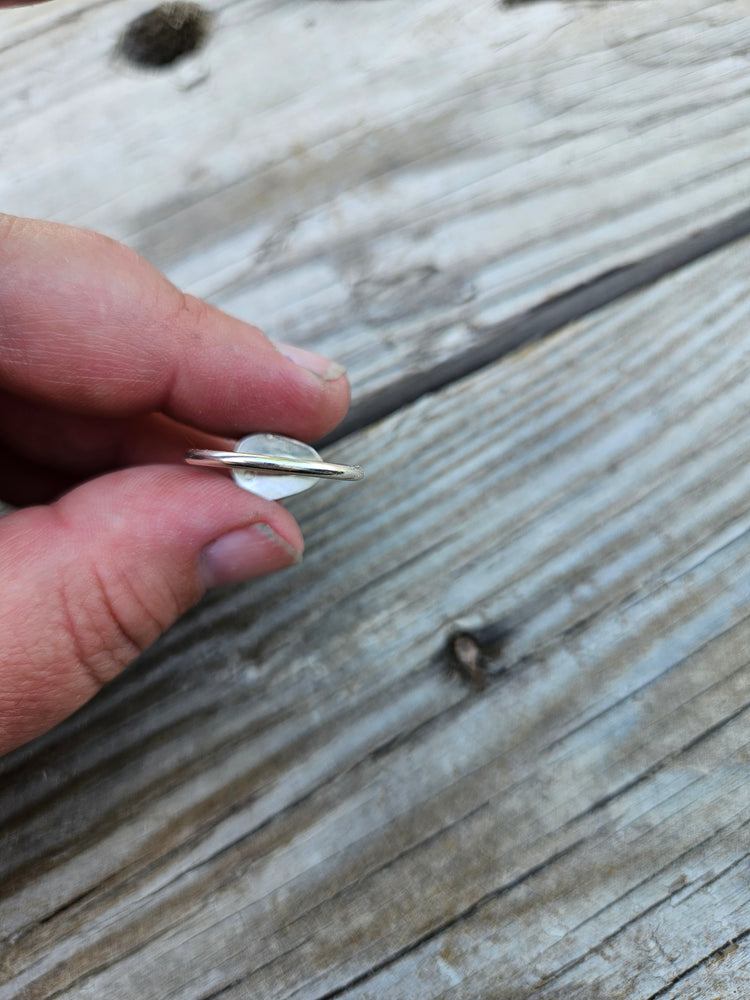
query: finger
[
  {"left": 0, "top": 466, "right": 303, "bottom": 755},
  {"left": 0, "top": 215, "right": 350, "bottom": 440},
  {"left": 0, "top": 387, "right": 232, "bottom": 477}
]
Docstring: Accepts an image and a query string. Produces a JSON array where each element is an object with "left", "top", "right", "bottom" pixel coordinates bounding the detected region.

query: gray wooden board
[
  {"left": 2, "top": 227, "right": 750, "bottom": 997},
  {"left": 5, "top": 0, "right": 750, "bottom": 417}
]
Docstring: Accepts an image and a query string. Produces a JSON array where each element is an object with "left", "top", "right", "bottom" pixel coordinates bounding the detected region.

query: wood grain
[
  {"left": 2, "top": 225, "right": 750, "bottom": 998},
  {"left": 5, "top": 0, "right": 750, "bottom": 417}
]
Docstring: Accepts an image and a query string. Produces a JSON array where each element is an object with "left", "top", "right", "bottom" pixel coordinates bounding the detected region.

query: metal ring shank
[{"left": 185, "top": 449, "right": 365, "bottom": 481}]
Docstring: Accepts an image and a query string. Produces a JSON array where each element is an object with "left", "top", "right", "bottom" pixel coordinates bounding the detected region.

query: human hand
[{"left": 0, "top": 215, "right": 350, "bottom": 755}]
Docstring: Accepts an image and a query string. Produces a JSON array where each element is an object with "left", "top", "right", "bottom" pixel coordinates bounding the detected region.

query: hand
[{"left": 0, "top": 215, "right": 350, "bottom": 755}]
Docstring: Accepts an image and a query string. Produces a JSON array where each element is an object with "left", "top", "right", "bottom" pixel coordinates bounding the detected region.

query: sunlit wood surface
[{"left": 1, "top": 1, "right": 749, "bottom": 997}]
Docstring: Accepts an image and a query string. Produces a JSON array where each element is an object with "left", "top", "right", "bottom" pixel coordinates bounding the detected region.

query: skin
[{"left": 0, "top": 213, "right": 350, "bottom": 756}]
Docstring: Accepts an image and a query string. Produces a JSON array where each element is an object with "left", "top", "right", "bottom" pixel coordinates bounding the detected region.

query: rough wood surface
[
  {"left": 3, "top": 231, "right": 750, "bottom": 997},
  {"left": 3, "top": 0, "right": 750, "bottom": 996},
  {"left": 5, "top": 0, "right": 750, "bottom": 421}
]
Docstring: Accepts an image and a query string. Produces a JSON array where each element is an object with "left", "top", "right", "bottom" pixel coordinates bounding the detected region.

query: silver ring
[
  {"left": 185, "top": 433, "right": 364, "bottom": 500},
  {"left": 185, "top": 450, "right": 364, "bottom": 481}
]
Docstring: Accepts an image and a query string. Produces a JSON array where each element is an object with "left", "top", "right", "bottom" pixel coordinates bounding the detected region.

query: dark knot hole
[{"left": 117, "top": 2, "right": 211, "bottom": 69}]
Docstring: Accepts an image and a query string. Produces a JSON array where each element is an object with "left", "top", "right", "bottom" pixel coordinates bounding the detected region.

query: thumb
[{"left": 0, "top": 467, "right": 302, "bottom": 756}]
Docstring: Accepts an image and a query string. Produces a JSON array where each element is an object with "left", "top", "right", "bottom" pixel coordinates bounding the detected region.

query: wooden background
[{"left": 1, "top": 0, "right": 750, "bottom": 996}]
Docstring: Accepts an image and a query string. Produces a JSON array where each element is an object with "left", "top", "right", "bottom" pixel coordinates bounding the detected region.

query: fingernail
[
  {"left": 277, "top": 342, "right": 346, "bottom": 382},
  {"left": 199, "top": 523, "right": 302, "bottom": 589}
]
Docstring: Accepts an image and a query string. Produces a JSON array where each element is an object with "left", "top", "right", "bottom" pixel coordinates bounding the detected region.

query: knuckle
[
  {"left": 58, "top": 561, "right": 173, "bottom": 691},
  {"left": 170, "top": 289, "right": 212, "bottom": 340},
  {"left": 58, "top": 568, "right": 138, "bottom": 691}
]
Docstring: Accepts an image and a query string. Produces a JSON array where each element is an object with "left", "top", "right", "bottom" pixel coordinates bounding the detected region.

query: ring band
[{"left": 185, "top": 449, "right": 364, "bottom": 481}]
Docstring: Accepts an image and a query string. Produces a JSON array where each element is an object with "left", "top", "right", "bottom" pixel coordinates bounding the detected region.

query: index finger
[{"left": 0, "top": 216, "right": 350, "bottom": 441}]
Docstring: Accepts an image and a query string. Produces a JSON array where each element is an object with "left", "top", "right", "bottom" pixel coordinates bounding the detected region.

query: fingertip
[
  {"left": 199, "top": 521, "right": 303, "bottom": 590},
  {"left": 276, "top": 342, "right": 347, "bottom": 383},
  {"left": 272, "top": 343, "right": 352, "bottom": 440}
]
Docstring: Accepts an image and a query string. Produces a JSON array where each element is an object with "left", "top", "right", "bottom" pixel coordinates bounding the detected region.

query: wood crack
[
  {"left": 557, "top": 816, "right": 750, "bottom": 946},
  {"left": 644, "top": 926, "right": 750, "bottom": 1000},
  {"left": 539, "top": 838, "right": 750, "bottom": 993},
  {"left": 279, "top": 800, "right": 493, "bottom": 939},
  {"left": 309, "top": 840, "right": 587, "bottom": 1000},
  {"left": 322, "top": 204, "right": 750, "bottom": 447}
]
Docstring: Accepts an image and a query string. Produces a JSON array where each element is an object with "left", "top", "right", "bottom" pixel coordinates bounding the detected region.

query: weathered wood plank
[
  {"left": 5, "top": 0, "right": 750, "bottom": 416},
  {"left": 2, "top": 225, "right": 750, "bottom": 998}
]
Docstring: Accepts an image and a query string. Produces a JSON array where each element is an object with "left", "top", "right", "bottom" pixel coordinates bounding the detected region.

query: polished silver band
[{"left": 185, "top": 449, "right": 365, "bottom": 482}]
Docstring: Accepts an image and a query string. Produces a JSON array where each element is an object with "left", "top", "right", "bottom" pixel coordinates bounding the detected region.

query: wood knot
[
  {"left": 449, "top": 632, "right": 487, "bottom": 691},
  {"left": 447, "top": 621, "right": 511, "bottom": 691},
  {"left": 117, "top": 3, "right": 211, "bottom": 68}
]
